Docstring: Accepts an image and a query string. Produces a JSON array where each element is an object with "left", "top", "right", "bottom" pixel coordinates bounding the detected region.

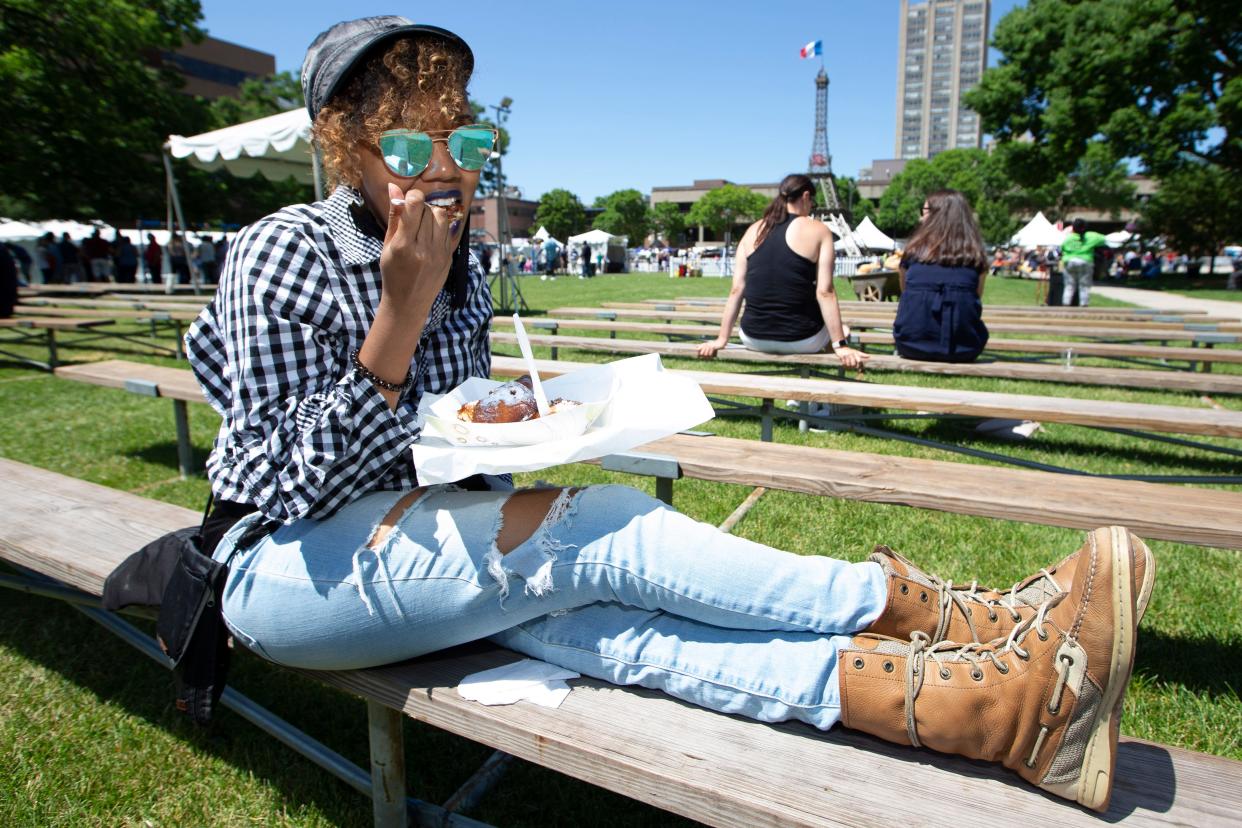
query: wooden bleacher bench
[
  {"left": 670, "top": 296, "right": 1211, "bottom": 316},
  {"left": 620, "top": 299, "right": 1230, "bottom": 325},
  {"left": 18, "top": 281, "right": 216, "bottom": 295},
  {"left": 648, "top": 295, "right": 1217, "bottom": 318},
  {"left": 493, "top": 317, "right": 1242, "bottom": 369},
  {"left": 5, "top": 459, "right": 1242, "bottom": 825},
  {"left": 17, "top": 283, "right": 113, "bottom": 297},
  {"left": 110, "top": 291, "right": 212, "bottom": 304},
  {"left": 13, "top": 304, "right": 201, "bottom": 322},
  {"left": 4, "top": 304, "right": 189, "bottom": 365},
  {"left": 486, "top": 355, "right": 1242, "bottom": 441},
  {"left": 52, "top": 359, "right": 1242, "bottom": 549},
  {"left": 549, "top": 306, "right": 1242, "bottom": 342},
  {"left": 591, "top": 303, "right": 1242, "bottom": 335},
  {"left": 489, "top": 331, "right": 1242, "bottom": 396},
  {"left": 0, "top": 315, "right": 114, "bottom": 369}
]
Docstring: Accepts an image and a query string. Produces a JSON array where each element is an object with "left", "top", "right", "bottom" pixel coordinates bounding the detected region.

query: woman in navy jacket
[{"left": 894, "top": 190, "right": 989, "bottom": 363}]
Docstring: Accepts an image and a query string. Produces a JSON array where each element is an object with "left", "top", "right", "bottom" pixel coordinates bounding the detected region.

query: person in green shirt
[{"left": 1060, "top": 218, "right": 1109, "bottom": 306}]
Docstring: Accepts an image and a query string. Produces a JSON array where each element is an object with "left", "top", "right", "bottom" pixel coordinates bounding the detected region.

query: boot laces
[
  {"left": 903, "top": 593, "right": 1067, "bottom": 748},
  {"left": 935, "top": 567, "right": 1063, "bottom": 641}
]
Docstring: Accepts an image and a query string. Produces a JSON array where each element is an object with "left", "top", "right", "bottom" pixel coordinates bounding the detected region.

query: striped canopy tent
[
  {"left": 162, "top": 109, "right": 321, "bottom": 288},
  {"left": 166, "top": 109, "right": 317, "bottom": 186}
]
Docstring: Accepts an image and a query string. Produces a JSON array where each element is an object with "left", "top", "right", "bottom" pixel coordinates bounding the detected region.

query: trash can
[{"left": 1046, "top": 270, "right": 1064, "bottom": 306}]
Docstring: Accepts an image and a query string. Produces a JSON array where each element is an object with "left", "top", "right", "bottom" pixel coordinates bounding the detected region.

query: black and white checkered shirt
[{"left": 186, "top": 186, "right": 492, "bottom": 524}]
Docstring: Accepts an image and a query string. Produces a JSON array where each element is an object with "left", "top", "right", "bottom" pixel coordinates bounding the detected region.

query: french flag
[{"left": 800, "top": 40, "right": 822, "bottom": 59}]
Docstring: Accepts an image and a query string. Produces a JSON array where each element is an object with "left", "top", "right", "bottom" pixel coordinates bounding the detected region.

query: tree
[
  {"left": 875, "top": 149, "right": 1020, "bottom": 244},
  {"left": 209, "top": 70, "right": 301, "bottom": 126},
  {"left": 993, "top": 141, "right": 1135, "bottom": 226},
  {"left": 592, "top": 189, "right": 650, "bottom": 243},
  {"left": 1142, "top": 164, "right": 1242, "bottom": 265},
  {"left": 650, "top": 202, "right": 686, "bottom": 246},
  {"left": 533, "top": 189, "right": 586, "bottom": 242},
  {"left": 0, "top": 0, "right": 208, "bottom": 220},
  {"left": 965, "top": 0, "right": 1241, "bottom": 182},
  {"left": 685, "top": 184, "right": 768, "bottom": 239},
  {"left": 825, "top": 176, "right": 875, "bottom": 225},
  {"left": 170, "top": 71, "right": 312, "bottom": 226}
]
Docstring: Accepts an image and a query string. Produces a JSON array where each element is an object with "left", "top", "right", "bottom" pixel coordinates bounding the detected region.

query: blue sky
[{"left": 199, "top": 0, "right": 1024, "bottom": 204}]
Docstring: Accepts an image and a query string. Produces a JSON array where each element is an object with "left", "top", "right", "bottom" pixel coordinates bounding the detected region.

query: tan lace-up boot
[
  {"left": 865, "top": 529, "right": 1155, "bottom": 644},
  {"left": 840, "top": 526, "right": 1153, "bottom": 812}
]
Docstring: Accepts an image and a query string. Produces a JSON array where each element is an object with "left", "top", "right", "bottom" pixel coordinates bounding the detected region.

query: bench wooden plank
[
  {"left": 3, "top": 458, "right": 1241, "bottom": 826},
  {"left": 14, "top": 305, "right": 200, "bottom": 322},
  {"left": 592, "top": 304, "right": 1242, "bottom": 335},
  {"left": 490, "top": 332, "right": 1242, "bottom": 395},
  {"left": 550, "top": 307, "right": 1242, "bottom": 341},
  {"left": 56, "top": 359, "right": 207, "bottom": 399},
  {"left": 493, "top": 318, "right": 1242, "bottom": 364},
  {"left": 18, "top": 283, "right": 213, "bottom": 296},
  {"left": 20, "top": 297, "right": 207, "bottom": 312},
  {"left": 0, "top": 316, "right": 114, "bottom": 330},
  {"left": 57, "top": 356, "right": 1242, "bottom": 439},
  {"left": 669, "top": 297, "right": 1211, "bottom": 316},
  {"left": 619, "top": 300, "right": 1233, "bottom": 325},
  {"left": 486, "top": 355, "right": 1242, "bottom": 439},
  {"left": 18, "top": 283, "right": 114, "bottom": 296},
  {"left": 51, "top": 360, "right": 1242, "bottom": 549},
  {"left": 620, "top": 434, "right": 1242, "bottom": 549}
]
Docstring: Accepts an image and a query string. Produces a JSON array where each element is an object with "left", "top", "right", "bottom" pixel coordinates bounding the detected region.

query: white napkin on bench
[{"left": 457, "top": 658, "right": 581, "bottom": 709}]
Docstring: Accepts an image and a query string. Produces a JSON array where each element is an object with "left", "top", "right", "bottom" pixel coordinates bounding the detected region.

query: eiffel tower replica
[{"left": 809, "top": 66, "right": 861, "bottom": 255}]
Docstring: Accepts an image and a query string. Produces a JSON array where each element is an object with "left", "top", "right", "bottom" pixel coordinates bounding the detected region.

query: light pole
[{"left": 489, "top": 97, "right": 527, "bottom": 313}]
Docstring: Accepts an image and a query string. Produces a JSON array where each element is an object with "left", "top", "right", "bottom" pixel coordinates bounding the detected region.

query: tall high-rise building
[{"left": 895, "top": 0, "right": 990, "bottom": 159}]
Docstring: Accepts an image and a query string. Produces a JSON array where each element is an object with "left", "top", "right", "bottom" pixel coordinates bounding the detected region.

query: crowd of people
[
  {"left": 23, "top": 230, "right": 227, "bottom": 286},
  {"left": 987, "top": 239, "right": 1237, "bottom": 306},
  {"left": 474, "top": 240, "right": 621, "bottom": 278}
]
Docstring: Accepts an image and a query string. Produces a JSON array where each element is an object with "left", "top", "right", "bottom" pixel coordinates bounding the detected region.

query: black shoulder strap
[{"left": 198, "top": 491, "right": 214, "bottom": 536}]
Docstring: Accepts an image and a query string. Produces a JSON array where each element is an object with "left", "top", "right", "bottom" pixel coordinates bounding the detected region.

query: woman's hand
[
  {"left": 697, "top": 337, "right": 728, "bottom": 359},
  {"left": 832, "top": 345, "right": 868, "bottom": 369},
  {"left": 378, "top": 183, "right": 456, "bottom": 309}
]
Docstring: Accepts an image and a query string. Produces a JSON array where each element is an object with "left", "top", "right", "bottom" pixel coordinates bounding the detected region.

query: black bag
[
  {"left": 157, "top": 531, "right": 233, "bottom": 724},
  {"left": 102, "top": 497, "right": 266, "bottom": 725}
]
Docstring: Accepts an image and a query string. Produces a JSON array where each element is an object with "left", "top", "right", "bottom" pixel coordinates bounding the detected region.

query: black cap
[{"left": 301, "top": 16, "right": 474, "bottom": 121}]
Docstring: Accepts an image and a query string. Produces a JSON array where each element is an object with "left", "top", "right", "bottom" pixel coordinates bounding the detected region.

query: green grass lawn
[
  {"left": 506, "top": 269, "right": 1132, "bottom": 309},
  {"left": 1, "top": 274, "right": 1240, "bottom": 826}
]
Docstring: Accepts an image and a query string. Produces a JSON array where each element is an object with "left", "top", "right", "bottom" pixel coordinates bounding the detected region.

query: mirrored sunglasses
[{"left": 378, "top": 125, "right": 497, "bottom": 178}]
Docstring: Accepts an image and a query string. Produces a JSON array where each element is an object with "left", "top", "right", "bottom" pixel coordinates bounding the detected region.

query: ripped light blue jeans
[{"left": 214, "top": 484, "right": 886, "bottom": 730}]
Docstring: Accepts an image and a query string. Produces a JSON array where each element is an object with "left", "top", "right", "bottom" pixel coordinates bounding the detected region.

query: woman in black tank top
[{"left": 697, "top": 174, "right": 866, "bottom": 368}]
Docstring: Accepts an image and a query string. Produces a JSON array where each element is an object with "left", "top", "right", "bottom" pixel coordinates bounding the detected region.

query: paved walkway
[{"left": 1092, "top": 285, "right": 1242, "bottom": 322}]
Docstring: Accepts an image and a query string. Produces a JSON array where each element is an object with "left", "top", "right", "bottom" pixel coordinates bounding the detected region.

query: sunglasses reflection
[{"left": 379, "top": 125, "right": 497, "bottom": 178}]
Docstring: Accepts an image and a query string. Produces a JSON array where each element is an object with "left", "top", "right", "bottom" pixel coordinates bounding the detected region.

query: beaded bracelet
[{"left": 351, "top": 348, "right": 413, "bottom": 393}]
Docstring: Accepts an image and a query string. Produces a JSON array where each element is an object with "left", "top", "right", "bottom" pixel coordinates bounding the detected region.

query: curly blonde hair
[{"left": 313, "top": 35, "right": 473, "bottom": 190}]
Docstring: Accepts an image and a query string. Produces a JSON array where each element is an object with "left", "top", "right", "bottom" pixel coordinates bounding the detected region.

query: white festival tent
[
  {"left": 1010, "top": 212, "right": 1068, "bottom": 249},
  {"left": 568, "top": 229, "right": 617, "bottom": 246},
  {"left": 1105, "top": 229, "right": 1134, "bottom": 248},
  {"left": 568, "top": 228, "right": 628, "bottom": 271},
  {"left": 166, "top": 108, "right": 317, "bottom": 186},
  {"left": 160, "top": 108, "right": 320, "bottom": 288},
  {"left": 0, "top": 219, "right": 53, "bottom": 241},
  {"left": 850, "top": 216, "right": 897, "bottom": 251},
  {"left": 530, "top": 225, "right": 564, "bottom": 248},
  {"left": 0, "top": 219, "right": 116, "bottom": 243}
]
